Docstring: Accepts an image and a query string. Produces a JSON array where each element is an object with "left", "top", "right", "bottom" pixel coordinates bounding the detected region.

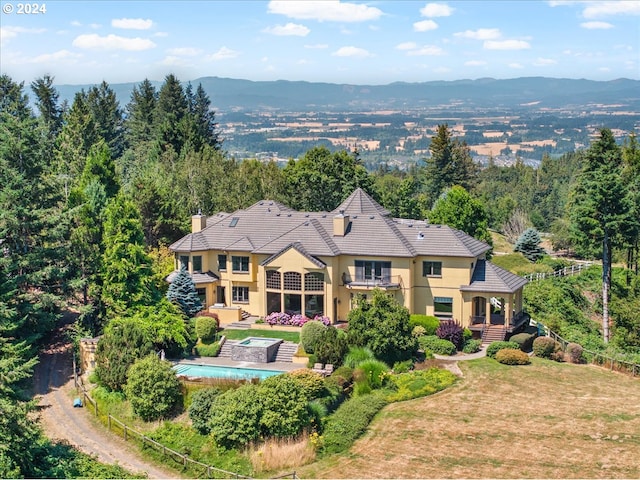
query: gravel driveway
[{"left": 32, "top": 320, "right": 179, "bottom": 479}]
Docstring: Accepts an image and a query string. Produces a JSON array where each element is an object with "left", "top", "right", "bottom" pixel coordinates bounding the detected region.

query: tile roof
[
  {"left": 165, "top": 270, "right": 219, "bottom": 284},
  {"left": 460, "top": 260, "right": 528, "bottom": 293},
  {"left": 168, "top": 189, "right": 493, "bottom": 259}
]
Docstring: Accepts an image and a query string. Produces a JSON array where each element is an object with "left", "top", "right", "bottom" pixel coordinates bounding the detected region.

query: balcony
[{"left": 342, "top": 273, "right": 401, "bottom": 290}]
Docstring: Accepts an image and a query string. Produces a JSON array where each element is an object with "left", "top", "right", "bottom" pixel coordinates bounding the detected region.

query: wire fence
[
  {"left": 535, "top": 324, "right": 640, "bottom": 377},
  {"left": 73, "top": 373, "right": 297, "bottom": 479},
  {"left": 523, "top": 262, "right": 593, "bottom": 282}
]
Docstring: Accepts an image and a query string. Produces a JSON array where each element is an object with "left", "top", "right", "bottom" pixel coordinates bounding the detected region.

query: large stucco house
[{"left": 168, "top": 188, "right": 528, "bottom": 339}]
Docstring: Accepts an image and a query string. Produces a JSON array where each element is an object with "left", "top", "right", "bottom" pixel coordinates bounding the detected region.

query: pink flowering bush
[{"left": 263, "top": 312, "right": 331, "bottom": 327}]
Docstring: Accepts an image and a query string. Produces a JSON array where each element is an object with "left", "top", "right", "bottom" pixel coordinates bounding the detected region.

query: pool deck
[{"left": 175, "top": 355, "right": 302, "bottom": 372}]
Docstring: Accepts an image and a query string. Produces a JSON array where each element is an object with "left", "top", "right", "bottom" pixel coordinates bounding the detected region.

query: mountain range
[{"left": 56, "top": 76, "right": 640, "bottom": 112}]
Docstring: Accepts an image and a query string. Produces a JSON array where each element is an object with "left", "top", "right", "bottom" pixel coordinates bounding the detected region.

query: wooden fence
[
  {"left": 536, "top": 325, "right": 640, "bottom": 377},
  {"left": 74, "top": 375, "right": 297, "bottom": 479},
  {"left": 523, "top": 262, "right": 593, "bottom": 282}
]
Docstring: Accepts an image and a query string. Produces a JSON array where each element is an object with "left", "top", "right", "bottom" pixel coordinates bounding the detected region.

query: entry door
[{"left": 216, "top": 286, "right": 226, "bottom": 305}]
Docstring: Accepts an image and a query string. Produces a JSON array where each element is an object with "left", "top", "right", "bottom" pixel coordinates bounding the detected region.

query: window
[
  {"left": 434, "top": 296, "right": 453, "bottom": 318},
  {"left": 218, "top": 254, "right": 227, "bottom": 271},
  {"left": 304, "top": 272, "right": 324, "bottom": 291},
  {"left": 196, "top": 288, "right": 206, "bottom": 304},
  {"left": 284, "top": 294, "right": 302, "bottom": 315},
  {"left": 283, "top": 272, "right": 302, "bottom": 291},
  {"left": 423, "top": 261, "right": 442, "bottom": 277},
  {"left": 232, "top": 286, "right": 249, "bottom": 303},
  {"left": 193, "top": 255, "right": 202, "bottom": 272},
  {"left": 355, "top": 260, "right": 391, "bottom": 282},
  {"left": 232, "top": 256, "right": 249, "bottom": 272},
  {"left": 267, "top": 291, "right": 281, "bottom": 313},
  {"left": 305, "top": 294, "right": 324, "bottom": 317},
  {"left": 266, "top": 270, "right": 281, "bottom": 289},
  {"left": 179, "top": 255, "right": 189, "bottom": 270}
]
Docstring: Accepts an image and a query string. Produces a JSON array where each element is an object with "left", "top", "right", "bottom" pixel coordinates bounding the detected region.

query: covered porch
[{"left": 461, "top": 260, "right": 529, "bottom": 336}]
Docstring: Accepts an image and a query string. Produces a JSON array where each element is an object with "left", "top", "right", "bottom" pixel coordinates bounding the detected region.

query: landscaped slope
[{"left": 298, "top": 358, "right": 640, "bottom": 479}]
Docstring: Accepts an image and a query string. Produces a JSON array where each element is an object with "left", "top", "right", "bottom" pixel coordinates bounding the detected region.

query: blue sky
[{"left": 1, "top": 0, "right": 639, "bottom": 85}]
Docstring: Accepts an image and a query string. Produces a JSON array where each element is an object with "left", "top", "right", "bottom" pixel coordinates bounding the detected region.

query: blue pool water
[{"left": 173, "top": 363, "right": 284, "bottom": 380}]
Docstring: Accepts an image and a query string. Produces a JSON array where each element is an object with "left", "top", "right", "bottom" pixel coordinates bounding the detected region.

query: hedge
[{"left": 486, "top": 341, "right": 520, "bottom": 359}]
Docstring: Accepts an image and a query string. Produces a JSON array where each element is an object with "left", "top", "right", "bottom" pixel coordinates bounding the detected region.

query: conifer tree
[
  {"left": 166, "top": 267, "right": 203, "bottom": 317},
  {"left": 514, "top": 227, "right": 545, "bottom": 262},
  {"left": 569, "top": 128, "right": 634, "bottom": 342}
]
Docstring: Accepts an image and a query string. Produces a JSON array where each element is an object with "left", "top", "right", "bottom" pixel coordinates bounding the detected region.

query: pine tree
[
  {"left": 86, "top": 81, "right": 125, "bottom": 158},
  {"left": 125, "top": 78, "right": 158, "bottom": 145},
  {"left": 166, "top": 267, "right": 203, "bottom": 317},
  {"left": 101, "top": 194, "right": 156, "bottom": 316},
  {"left": 569, "top": 128, "right": 634, "bottom": 342},
  {"left": 514, "top": 227, "right": 545, "bottom": 262},
  {"left": 155, "top": 74, "right": 188, "bottom": 154}
]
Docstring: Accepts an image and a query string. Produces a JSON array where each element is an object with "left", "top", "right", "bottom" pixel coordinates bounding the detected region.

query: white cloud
[
  {"left": 206, "top": 46, "right": 240, "bottom": 61},
  {"left": 484, "top": 39, "right": 530, "bottom": 50},
  {"left": 304, "top": 43, "right": 328, "bottom": 49},
  {"left": 71, "top": 20, "right": 82, "bottom": 27},
  {"left": 407, "top": 45, "right": 444, "bottom": 56},
  {"left": 1, "top": 26, "right": 46, "bottom": 44},
  {"left": 533, "top": 57, "right": 557, "bottom": 66},
  {"left": 111, "top": 18, "right": 154, "bottom": 30},
  {"left": 598, "top": 66, "right": 611, "bottom": 72},
  {"left": 396, "top": 42, "right": 418, "bottom": 50},
  {"left": 581, "top": 21, "right": 614, "bottom": 29},
  {"left": 29, "top": 49, "right": 81, "bottom": 63},
  {"left": 332, "top": 46, "right": 373, "bottom": 58},
  {"left": 154, "top": 32, "right": 169, "bottom": 37},
  {"left": 267, "top": 1, "right": 383, "bottom": 22},
  {"left": 465, "top": 60, "right": 487, "bottom": 66},
  {"left": 263, "top": 23, "right": 310, "bottom": 36},
  {"left": 420, "top": 3, "right": 453, "bottom": 17},
  {"left": 90, "top": 23, "right": 102, "bottom": 29},
  {"left": 454, "top": 28, "right": 501, "bottom": 40},
  {"left": 509, "top": 62, "right": 524, "bottom": 69},
  {"left": 413, "top": 20, "right": 438, "bottom": 32},
  {"left": 159, "top": 56, "right": 190, "bottom": 66},
  {"left": 583, "top": 1, "right": 640, "bottom": 18},
  {"left": 166, "top": 47, "right": 202, "bottom": 56},
  {"left": 434, "top": 66, "right": 451, "bottom": 73},
  {"left": 72, "top": 34, "right": 156, "bottom": 51}
]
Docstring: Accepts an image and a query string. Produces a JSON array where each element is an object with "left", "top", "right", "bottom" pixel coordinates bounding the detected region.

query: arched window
[
  {"left": 283, "top": 272, "right": 302, "bottom": 291},
  {"left": 304, "top": 272, "right": 324, "bottom": 291},
  {"left": 266, "top": 270, "right": 281, "bottom": 289}
]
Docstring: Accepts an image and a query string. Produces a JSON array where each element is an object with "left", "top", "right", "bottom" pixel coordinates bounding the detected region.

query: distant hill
[{"left": 55, "top": 76, "right": 640, "bottom": 112}]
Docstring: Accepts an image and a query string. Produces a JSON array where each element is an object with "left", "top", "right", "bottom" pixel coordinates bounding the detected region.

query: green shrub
[
  {"left": 315, "top": 325, "right": 348, "bottom": 366},
  {"left": 392, "top": 359, "right": 414, "bottom": 373},
  {"left": 124, "top": 355, "right": 182, "bottom": 421},
  {"left": 509, "top": 332, "right": 537, "bottom": 352},
  {"left": 418, "top": 335, "right": 456, "bottom": 356},
  {"left": 462, "top": 339, "right": 482, "bottom": 354},
  {"left": 411, "top": 325, "right": 426, "bottom": 338},
  {"left": 288, "top": 369, "right": 327, "bottom": 400},
  {"left": 353, "top": 359, "right": 390, "bottom": 390},
  {"left": 343, "top": 346, "right": 376, "bottom": 368},
  {"left": 300, "top": 320, "right": 326, "bottom": 354},
  {"left": 463, "top": 328, "right": 472, "bottom": 342},
  {"left": 195, "top": 313, "right": 218, "bottom": 342},
  {"left": 495, "top": 348, "right": 531, "bottom": 365},
  {"left": 386, "top": 368, "right": 457, "bottom": 402},
  {"left": 486, "top": 341, "right": 520, "bottom": 359},
  {"left": 328, "top": 366, "right": 353, "bottom": 389},
  {"left": 195, "top": 340, "right": 220, "bottom": 357},
  {"left": 533, "top": 336, "right": 560, "bottom": 358},
  {"left": 188, "top": 387, "right": 221, "bottom": 434},
  {"left": 566, "top": 342, "right": 583, "bottom": 363},
  {"left": 409, "top": 315, "right": 440, "bottom": 335},
  {"left": 322, "top": 392, "right": 388, "bottom": 454}
]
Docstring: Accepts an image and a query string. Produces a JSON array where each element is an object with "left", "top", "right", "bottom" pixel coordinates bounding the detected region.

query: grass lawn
[
  {"left": 296, "top": 357, "right": 640, "bottom": 479},
  {"left": 220, "top": 328, "right": 300, "bottom": 343}
]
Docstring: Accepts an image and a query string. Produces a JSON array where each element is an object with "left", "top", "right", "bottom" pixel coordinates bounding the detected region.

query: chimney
[
  {"left": 333, "top": 210, "right": 350, "bottom": 237},
  {"left": 192, "top": 211, "right": 207, "bottom": 233}
]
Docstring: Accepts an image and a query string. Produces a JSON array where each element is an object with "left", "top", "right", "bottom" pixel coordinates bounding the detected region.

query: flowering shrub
[{"left": 264, "top": 312, "right": 331, "bottom": 327}]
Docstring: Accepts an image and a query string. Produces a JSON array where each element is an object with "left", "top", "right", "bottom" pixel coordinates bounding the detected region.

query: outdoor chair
[{"left": 324, "top": 364, "right": 334, "bottom": 376}]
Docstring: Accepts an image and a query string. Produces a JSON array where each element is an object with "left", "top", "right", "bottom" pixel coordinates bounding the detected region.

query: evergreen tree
[
  {"left": 30, "top": 74, "right": 63, "bottom": 138},
  {"left": 125, "top": 78, "right": 158, "bottom": 145},
  {"left": 166, "top": 267, "right": 203, "bottom": 317},
  {"left": 101, "top": 194, "right": 156, "bottom": 316},
  {"left": 568, "top": 128, "right": 634, "bottom": 342},
  {"left": 514, "top": 227, "right": 545, "bottom": 262},
  {"left": 155, "top": 74, "right": 188, "bottom": 154},
  {"left": 86, "top": 81, "right": 125, "bottom": 158}
]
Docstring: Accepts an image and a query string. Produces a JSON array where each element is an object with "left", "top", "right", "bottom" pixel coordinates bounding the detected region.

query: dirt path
[{"left": 32, "top": 317, "right": 179, "bottom": 479}]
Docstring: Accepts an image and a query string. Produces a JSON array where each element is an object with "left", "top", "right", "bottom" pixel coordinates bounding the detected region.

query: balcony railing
[{"left": 343, "top": 274, "right": 401, "bottom": 289}]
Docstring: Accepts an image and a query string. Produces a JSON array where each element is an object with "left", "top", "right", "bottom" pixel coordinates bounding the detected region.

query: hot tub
[{"left": 231, "top": 337, "right": 283, "bottom": 363}]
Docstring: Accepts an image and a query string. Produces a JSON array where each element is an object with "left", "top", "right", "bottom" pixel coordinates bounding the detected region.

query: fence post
[
  {"left": 124, "top": 425, "right": 127, "bottom": 441},
  {"left": 108, "top": 415, "right": 111, "bottom": 431},
  {"left": 94, "top": 399, "right": 98, "bottom": 416}
]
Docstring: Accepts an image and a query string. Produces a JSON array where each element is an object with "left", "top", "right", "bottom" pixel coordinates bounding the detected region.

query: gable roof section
[
  {"left": 461, "top": 260, "right": 528, "bottom": 293},
  {"left": 165, "top": 270, "right": 219, "bottom": 284},
  {"left": 169, "top": 231, "right": 209, "bottom": 252},
  {"left": 260, "top": 242, "right": 326, "bottom": 268},
  {"left": 332, "top": 187, "right": 391, "bottom": 217},
  {"left": 224, "top": 235, "right": 255, "bottom": 251}
]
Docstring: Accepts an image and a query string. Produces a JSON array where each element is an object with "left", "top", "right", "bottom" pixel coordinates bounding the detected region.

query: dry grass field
[{"left": 296, "top": 358, "right": 640, "bottom": 479}]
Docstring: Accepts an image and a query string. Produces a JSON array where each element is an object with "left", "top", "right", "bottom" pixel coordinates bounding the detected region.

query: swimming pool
[{"left": 173, "top": 363, "right": 285, "bottom": 380}]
